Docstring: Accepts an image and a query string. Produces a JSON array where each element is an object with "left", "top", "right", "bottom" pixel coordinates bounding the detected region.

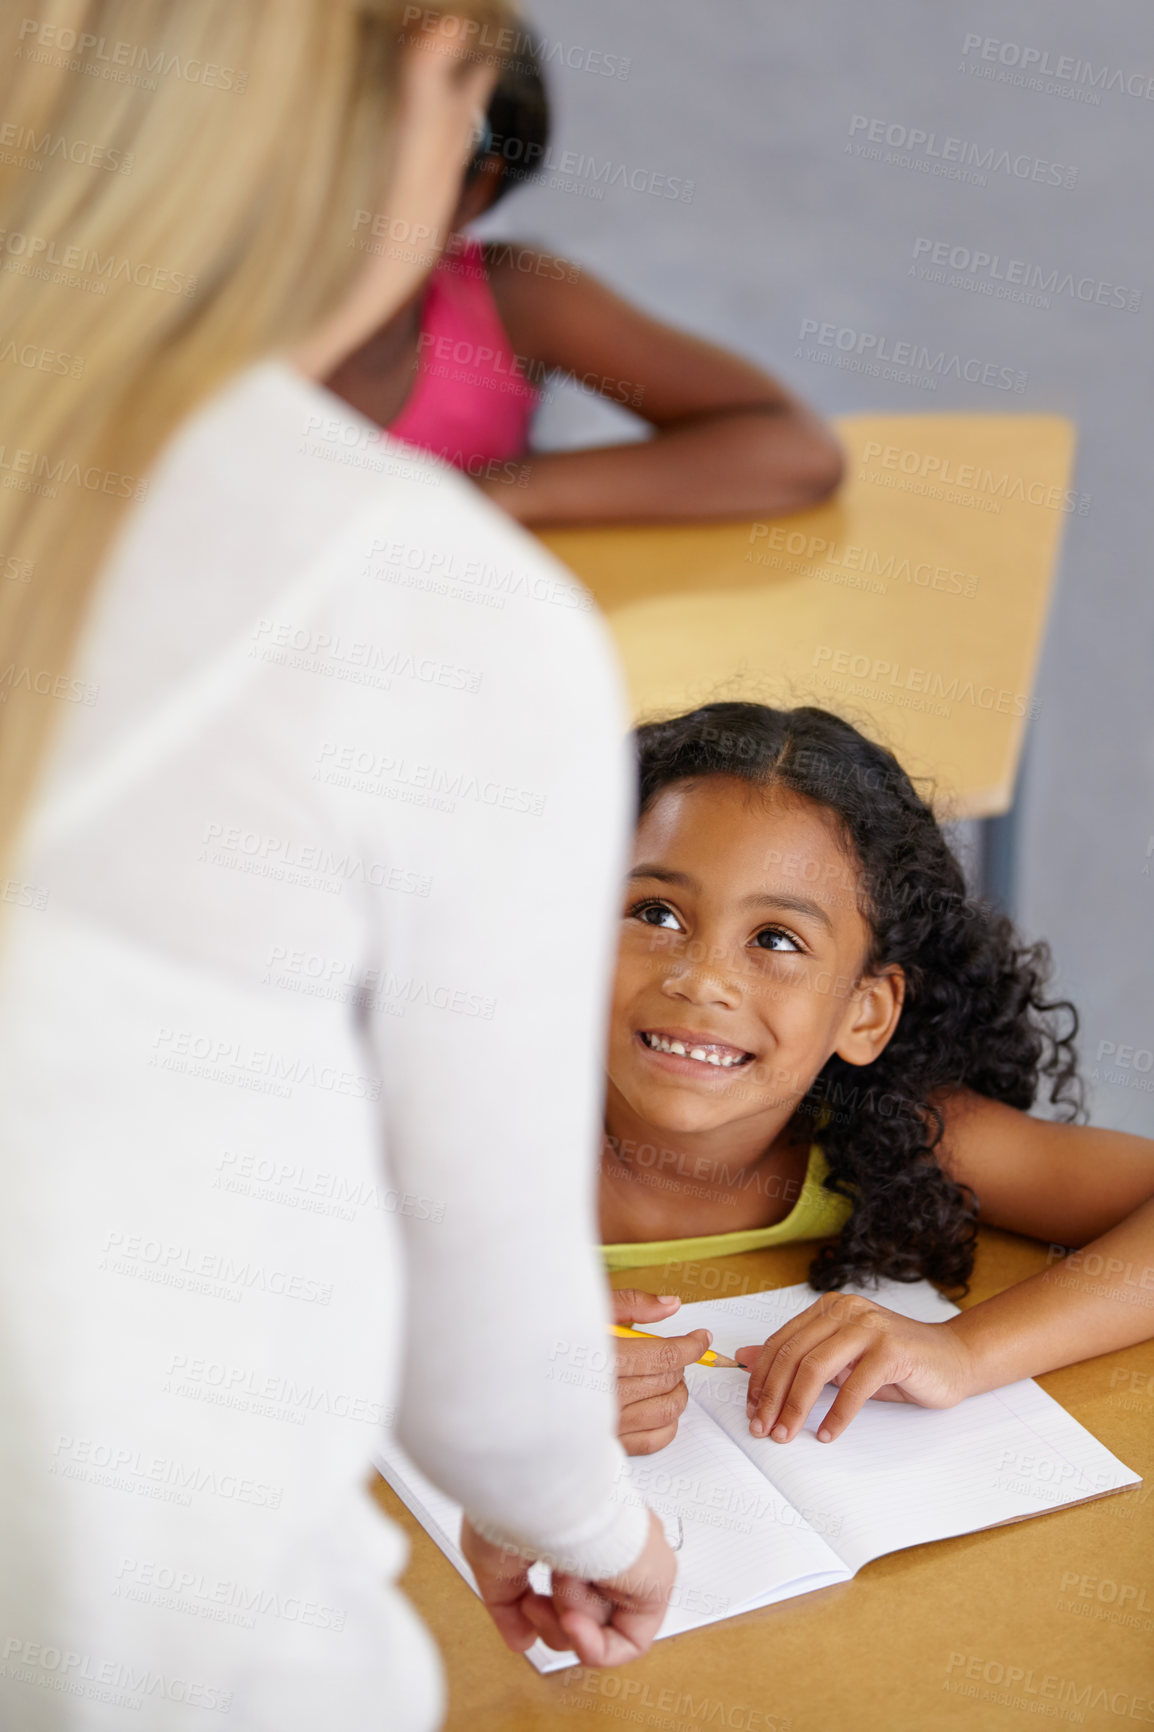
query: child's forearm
[
  {"left": 478, "top": 408, "right": 843, "bottom": 528},
  {"left": 948, "top": 1195, "right": 1154, "bottom": 1390}
]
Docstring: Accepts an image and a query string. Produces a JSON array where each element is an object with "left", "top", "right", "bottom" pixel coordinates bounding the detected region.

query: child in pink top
[
  {"left": 387, "top": 232, "right": 540, "bottom": 471},
  {"left": 327, "top": 40, "right": 843, "bottom": 527}
]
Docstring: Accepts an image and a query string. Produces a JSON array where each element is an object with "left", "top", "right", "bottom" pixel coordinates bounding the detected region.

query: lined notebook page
[
  {"left": 377, "top": 1392, "right": 847, "bottom": 1673},
  {"left": 606, "top": 1396, "right": 847, "bottom": 1628},
  {"left": 654, "top": 1281, "right": 1141, "bottom": 1574}
]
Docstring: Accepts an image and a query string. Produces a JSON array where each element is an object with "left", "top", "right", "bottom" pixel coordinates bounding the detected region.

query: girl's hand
[
  {"left": 736, "top": 1293, "right": 977, "bottom": 1443},
  {"left": 460, "top": 1508, "right": 676, "bottom": 1667},
  {"left": 611, "top": 1290, "right": 711, "bottom": 1456}
]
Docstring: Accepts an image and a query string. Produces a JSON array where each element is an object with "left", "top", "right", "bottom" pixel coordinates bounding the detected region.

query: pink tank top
[{"left": 389, "top": 237, "right": 539, "bottom": 469}]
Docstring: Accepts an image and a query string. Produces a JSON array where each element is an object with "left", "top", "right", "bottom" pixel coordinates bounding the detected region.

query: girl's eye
[
  {"left": 753, "top": 926, "right": 803, "bottom": 954},
  {"left": 629, "top": 899, "right": 683, "bottom": 933}
]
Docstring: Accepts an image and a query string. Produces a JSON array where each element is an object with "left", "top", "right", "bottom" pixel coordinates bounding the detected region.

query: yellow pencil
[{"left": 610, "top": 1323, "right": 742, "bottom": 1369}]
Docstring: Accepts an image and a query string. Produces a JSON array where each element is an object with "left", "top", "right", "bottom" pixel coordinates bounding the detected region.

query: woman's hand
[
  {"left": 611, "top": 1290, "right": 711, "bottom": 1456},
  {"left": 460, "top": 1508, "right": 676, "bottom": 1667},
  {"left": 736, "top": 1293, "right": 977, "bottom": 1443}
]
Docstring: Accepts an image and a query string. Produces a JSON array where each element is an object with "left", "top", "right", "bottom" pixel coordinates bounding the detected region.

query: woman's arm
[
  {"left": 481, "top": 248, "right": 843, "bottom": 526},
  {"left": 351, "top": 482, "right": 653, "bottom": 1580}
]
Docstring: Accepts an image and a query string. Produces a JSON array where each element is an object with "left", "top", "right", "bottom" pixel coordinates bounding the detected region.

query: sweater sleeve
[{"left": 344, "top": 516, "right": 648, "bottom": 1580}]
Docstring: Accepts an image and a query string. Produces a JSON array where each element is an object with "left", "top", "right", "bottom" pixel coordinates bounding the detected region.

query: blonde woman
[{"left": 0, "top": 4, "right": 675, "bottom": 1726}]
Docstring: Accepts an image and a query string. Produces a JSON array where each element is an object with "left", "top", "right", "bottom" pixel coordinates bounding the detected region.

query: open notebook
[{"left": 375, "top": 1278, "right": 1140, "bottom": 1672}]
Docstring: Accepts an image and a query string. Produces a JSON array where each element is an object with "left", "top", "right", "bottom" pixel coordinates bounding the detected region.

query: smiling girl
[{"left": 602, "top": 703, "right": 1154, "bottom": 1456}]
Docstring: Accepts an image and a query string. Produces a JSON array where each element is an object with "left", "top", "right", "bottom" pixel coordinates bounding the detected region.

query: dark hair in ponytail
[
  {"left": 467, "top": 30, "right": 550, "bottom": 202},
  {"left": 635, "top": 702, "right": 1082, "bottom": 1292}
]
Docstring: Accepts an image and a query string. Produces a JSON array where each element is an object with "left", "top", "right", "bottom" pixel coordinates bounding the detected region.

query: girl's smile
[{"left": 635, "top": 1026, "right": 755, "bottom": 1073}]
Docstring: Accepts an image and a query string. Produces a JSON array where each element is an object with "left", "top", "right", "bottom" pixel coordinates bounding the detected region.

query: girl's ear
[{"left": 834, "top": 966, "right": 905, "bottom": 1068}]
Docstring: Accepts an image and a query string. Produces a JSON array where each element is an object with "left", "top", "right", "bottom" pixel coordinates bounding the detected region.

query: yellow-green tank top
[{"left": 601, "top": 1144, "right": 852, "bottom": 1271}]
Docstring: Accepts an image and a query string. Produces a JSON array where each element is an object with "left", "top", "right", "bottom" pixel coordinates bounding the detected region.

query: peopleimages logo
[
  {"left": 0, "top": 121, "right": 134, "bottom": 173},
  {"left": 961, "top": 34, "right": 1154, "bottom": 102},
  {"left": 15, "top": 17, "right": 247, "bottom": 93},
  {"left": 1, "top": 1635, "right": 232, "bottom": 1715},
  {"left": 400, "top": 9, "right": 632, "bottom": 79},
  {"left": 812, "top": 645, "right": 1035, "bottom": 718},
  {"left": 846, "top": 115, "right": 1077, "bottom": 188},
  {"left": 798, "top": 319, "right": 1026, "bottom": 392},
  {"left": 910, "top": 239, "right": 1141, "bottom": 314},
  {"left": 0, "top": 226, "right": 197, "bottom": 296},
  {"left": 747, "top": 524, "right": 979, "bottom": 598},
  {"left": 858, "top": 440, "right": 1091, "bottom": 516}
]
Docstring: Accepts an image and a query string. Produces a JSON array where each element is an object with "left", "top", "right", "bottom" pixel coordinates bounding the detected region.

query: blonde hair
[{"left": 0, "top": 0, "right": 512, "bottom": 861}]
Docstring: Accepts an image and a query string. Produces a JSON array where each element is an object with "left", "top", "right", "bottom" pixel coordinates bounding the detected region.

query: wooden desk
[
  {"left": 373, "top": 1228, "right": 1153, "bottom": 1732},
  {"left": 539, "top": 416, "right": 1076, "bottom": 819}
]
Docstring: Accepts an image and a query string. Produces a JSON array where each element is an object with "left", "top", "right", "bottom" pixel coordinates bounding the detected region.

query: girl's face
[{"left": 608, "top": 776, "right": 903, "bottom": 1139}]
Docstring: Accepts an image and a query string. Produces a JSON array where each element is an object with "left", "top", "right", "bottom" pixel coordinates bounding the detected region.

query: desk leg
[
  {"left": 942, "top": 814, "right": 1017, "bottom": 916},
  {"left": 979, "top": 809, "right": 1017, "bottom": 915}
]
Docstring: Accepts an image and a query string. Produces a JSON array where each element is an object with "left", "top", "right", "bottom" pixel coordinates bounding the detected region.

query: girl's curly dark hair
[{"left": 635, "top": 702, "right": 1083, "bottom": 1293}]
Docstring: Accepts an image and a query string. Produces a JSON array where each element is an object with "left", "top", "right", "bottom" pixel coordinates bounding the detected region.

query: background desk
[
  {"left": 373, "top": 1228, "right": 1153, "bottom": 1732},
  {"left": 539, "top": 415, "right": 1075, "bottom": 820}
]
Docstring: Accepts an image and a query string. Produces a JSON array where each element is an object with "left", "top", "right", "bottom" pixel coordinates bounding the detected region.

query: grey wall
[{"left": 482, "top": 0, "right": 1154, "bottom": 1134}]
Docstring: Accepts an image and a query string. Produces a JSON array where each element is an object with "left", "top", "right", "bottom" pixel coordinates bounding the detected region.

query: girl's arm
[
  {"left": 936, "top": 1090, "right": 1154, "bottom": 1385},
  {"left": 481, "top": 247, "right": 843, "bottom": 526},
  {"left": 739, "top": 1092, "right": 1154, "bottom": 1443}
]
